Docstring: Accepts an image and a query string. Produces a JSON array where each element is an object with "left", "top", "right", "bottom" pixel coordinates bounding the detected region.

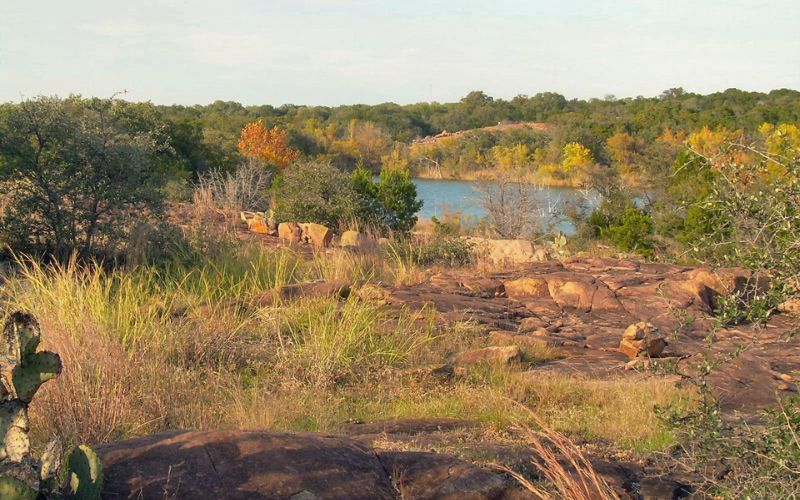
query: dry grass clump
[{"left": 492, "top": 405, "right": 620, "bottom": 500}]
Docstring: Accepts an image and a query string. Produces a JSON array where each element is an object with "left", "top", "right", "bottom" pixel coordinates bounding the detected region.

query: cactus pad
[
  {"left": 12, "top": 351, "right": 62, "bottom": 403},
  {"left": 0, "top": 475, "right": 36, "bottom": 500},
  {"left": 67, "top": 445, "right": 103, "bottom": 500}
]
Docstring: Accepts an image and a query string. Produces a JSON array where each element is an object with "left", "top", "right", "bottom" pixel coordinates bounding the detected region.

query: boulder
[
  {"left": 339, "top": 230, "right": 364, "bottom": 247},
  {"left": 518, "top": 316, "right": 547, "bottom": 332},
  {"left": 240, "top": 211, "right": 270, "bottom": 234},
  {"left": 683, "top": 268, "right": 770, "bottom": 310},
  {"left": 454, "top": 345, "right": 522, "bottom": 366},
  {"left": 619, "top": 322, "right": 667, "bottom": 358},
  {"left": 458, "top": 278, "right": 506, "bottom": 297},
  {"left": 504, "top": 277, "right": 550, "bottom": 300},
  {"left": 590, "top": 282, "right": 625, "bottom": 311},
  {"left": 354, "top": 283, "right": 389, "bottom": 302},
  {"left": 546, "top": 273, "right": 597, "bottom": 311},
  {"left": 96, "top": 430, "right": 397, "bottom": 499},
  {"left": 300, "top": 223, "right": 333, "bottom": 248},
  {"left": 278, "top": 222, "right": 302, "bottom": 243}
]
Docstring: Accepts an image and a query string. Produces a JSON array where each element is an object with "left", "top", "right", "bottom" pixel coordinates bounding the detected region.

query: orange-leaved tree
[{"left": 237, "top": 120, "right": 299, "bottom": 170}]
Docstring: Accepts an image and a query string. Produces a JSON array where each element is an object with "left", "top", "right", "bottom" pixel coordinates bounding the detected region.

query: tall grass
[
  {"left": 0, "top": 238, "right": 690, "bottom": 461},
  {"left": 275, "top": 296, "right": 436, "bottom": 386}
]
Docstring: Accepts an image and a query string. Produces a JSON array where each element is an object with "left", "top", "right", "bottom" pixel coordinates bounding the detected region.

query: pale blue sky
[{"left": 2, "top": 0, "right": 798, "bottom": 105}]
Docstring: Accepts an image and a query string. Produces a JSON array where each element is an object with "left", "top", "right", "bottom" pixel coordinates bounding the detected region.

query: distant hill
[{"left": 413, "top": 121, "right": 555, "bottom": 145}]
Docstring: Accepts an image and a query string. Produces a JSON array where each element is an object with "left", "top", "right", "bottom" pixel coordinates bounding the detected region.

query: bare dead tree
[{"left": 475, "top": 170, "right": 547, "bottom": 239}]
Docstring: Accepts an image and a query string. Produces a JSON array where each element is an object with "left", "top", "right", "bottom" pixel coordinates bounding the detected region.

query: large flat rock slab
[
  {"left": 376, "top": 450, "right": 519, "bottom": 500},
  {"left": 96, "top": 429, "right": 397, "bottom": 499},
  {"left": 96, "top": 428, "right": 525, "bottom": 500}
]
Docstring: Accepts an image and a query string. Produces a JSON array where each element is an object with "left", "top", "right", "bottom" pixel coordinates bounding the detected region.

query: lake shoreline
[
  {"left": 412, "top": 169, "right": 651, "bottom": 190},
  {"left": 410, "top": 177, "right": 595, "bottom": 235},
  {"left": 412, "top": 169, "right": 581, "bottom": 187}
]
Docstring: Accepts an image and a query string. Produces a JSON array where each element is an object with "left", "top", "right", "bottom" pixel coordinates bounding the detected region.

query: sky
[{"left": 1, "top": 0, "right": 799, "bottom": 106}]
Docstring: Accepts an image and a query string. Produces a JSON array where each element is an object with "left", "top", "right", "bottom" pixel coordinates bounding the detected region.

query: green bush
[
  {"left": 606, "top": 205, "right": 655, "bottom": 256},
  {"left": 659, "top": 383, "right": 800, "bottom": 497},
  {"left": 652, "top": 150, "right": 728, "bottom": 255},
  {"left": 274, "top": 161, "right": 358, "bottom": 228},
  {"left": 350, "top": 163, "right": 423, "bottom": 234},
  {"left": 273, "top": 161, "right": 423, "bottom": 234},
  {"left": 351, "top": 162, "right": 389, "bottom": 228},
  {"left": 0, "top": 96, "right": 168, "bottom": 261},
  {"left": 586, "top": 197, "right": 655, "bottom": 257},
  {"left": 376, "top": 168, "right": 423, "bottom": 233}
]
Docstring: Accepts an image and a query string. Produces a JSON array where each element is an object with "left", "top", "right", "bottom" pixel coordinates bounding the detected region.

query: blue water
[{"left": 411, "top": 178, "right": 598, "bottom": 235}]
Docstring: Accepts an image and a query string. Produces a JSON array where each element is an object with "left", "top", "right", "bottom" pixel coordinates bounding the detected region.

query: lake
[{"left": 412, "top": 178, "right": 599, "bottom": 235}]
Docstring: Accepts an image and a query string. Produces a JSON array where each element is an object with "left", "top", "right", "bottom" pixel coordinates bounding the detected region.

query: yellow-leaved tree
[
  {"left": 560, "top": 142, "right": 594, "bottom": 174},
  {"left": 490, "top": 144, "right": 532, "bottom": 171},
  {"left": 237, "top": 120, "right": 300, "bottom": 170}
]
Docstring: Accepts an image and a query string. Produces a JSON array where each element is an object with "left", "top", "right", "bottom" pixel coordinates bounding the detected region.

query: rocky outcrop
[
  {"left": 503, "top": 273, "right": 621, "bottom": 313},
  {"left": 377, "top": 451, "right": 511, "bottom": 499},
  {"left": 619, "top": 322, "right": 667, "bottom": 358},
  {"left": 300, "top": 223, "right": 333, "bottom": 248},
  {"left": 339, "top": 230, "right": 364, "bottom": 248},
  {"left": 489, "top": 330, "right": 550, "bottom": 349},
  {"left": 95, "top": 429, "right": 523, "bottom": 500},
  {"left": 96, "top": 430, "right": 396, "bottom": 499},
  {"left": 278, "top": 222, "right": 302, "bottom": 243},
  {"left": 241, "top": 211, "right": 273, "bottom": 235},
  {"left": 503, "top": 277, "right": 550, "bottom": 300}
]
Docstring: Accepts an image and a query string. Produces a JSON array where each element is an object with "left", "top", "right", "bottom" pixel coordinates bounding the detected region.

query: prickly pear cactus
[
  {"left": 0, "top": 311, "right": 103, "bottom": 500},
  {"left": 66, "top": 446, "right": 102, "bottom": 500}
]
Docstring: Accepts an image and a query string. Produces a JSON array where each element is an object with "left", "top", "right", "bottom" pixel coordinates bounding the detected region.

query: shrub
[
  {"left": 274, "top": 161, "right": 358, "bottom": 228},
  {"left": 376, "top": 167, "right": 423, "bottom": 233},
  {"left": 659, "top": 383, "right": 800, "bottom": 497},
  {"left": 605, "top": 206, "right": 654, "bottom": 256},
  {"left": 652, "top": 149, "right": 727, "bottom": 255},
  {"left": 388, "top": 236, "right": 473, "bottom": 267},
  {"left": 586, "top": 200, "right": 655, "bottom": 257},
  {"left": 196, "top": 161, "right": 273, "bottom": 213},
  {"left": 0, "top": 96, "right": 168, "bottom": 261},
  {"left": 351, "top": 161, "right": 389, "bottom": 229},
  {"left": 477, "top": 170, "right": 547, "bottom": 238},
  {"left": 349, "top": 162, "right": 423, "bottom": 235}
]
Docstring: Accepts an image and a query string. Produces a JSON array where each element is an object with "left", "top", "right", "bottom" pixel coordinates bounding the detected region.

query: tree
[
  {"left": 0, "top": 96, "right": 168, "bottom": 261},
  {"left": 237, "top": 120, "right": 299, "bottom": 170},
  {"left": 561, "top": 142, "right": 595, "bottom": 174},
  {"left": 477, "top": 171, "right": 545, "bottom": 238},
  {"left": 605, "top": 132, "right": 638, "bottom": 172}
]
